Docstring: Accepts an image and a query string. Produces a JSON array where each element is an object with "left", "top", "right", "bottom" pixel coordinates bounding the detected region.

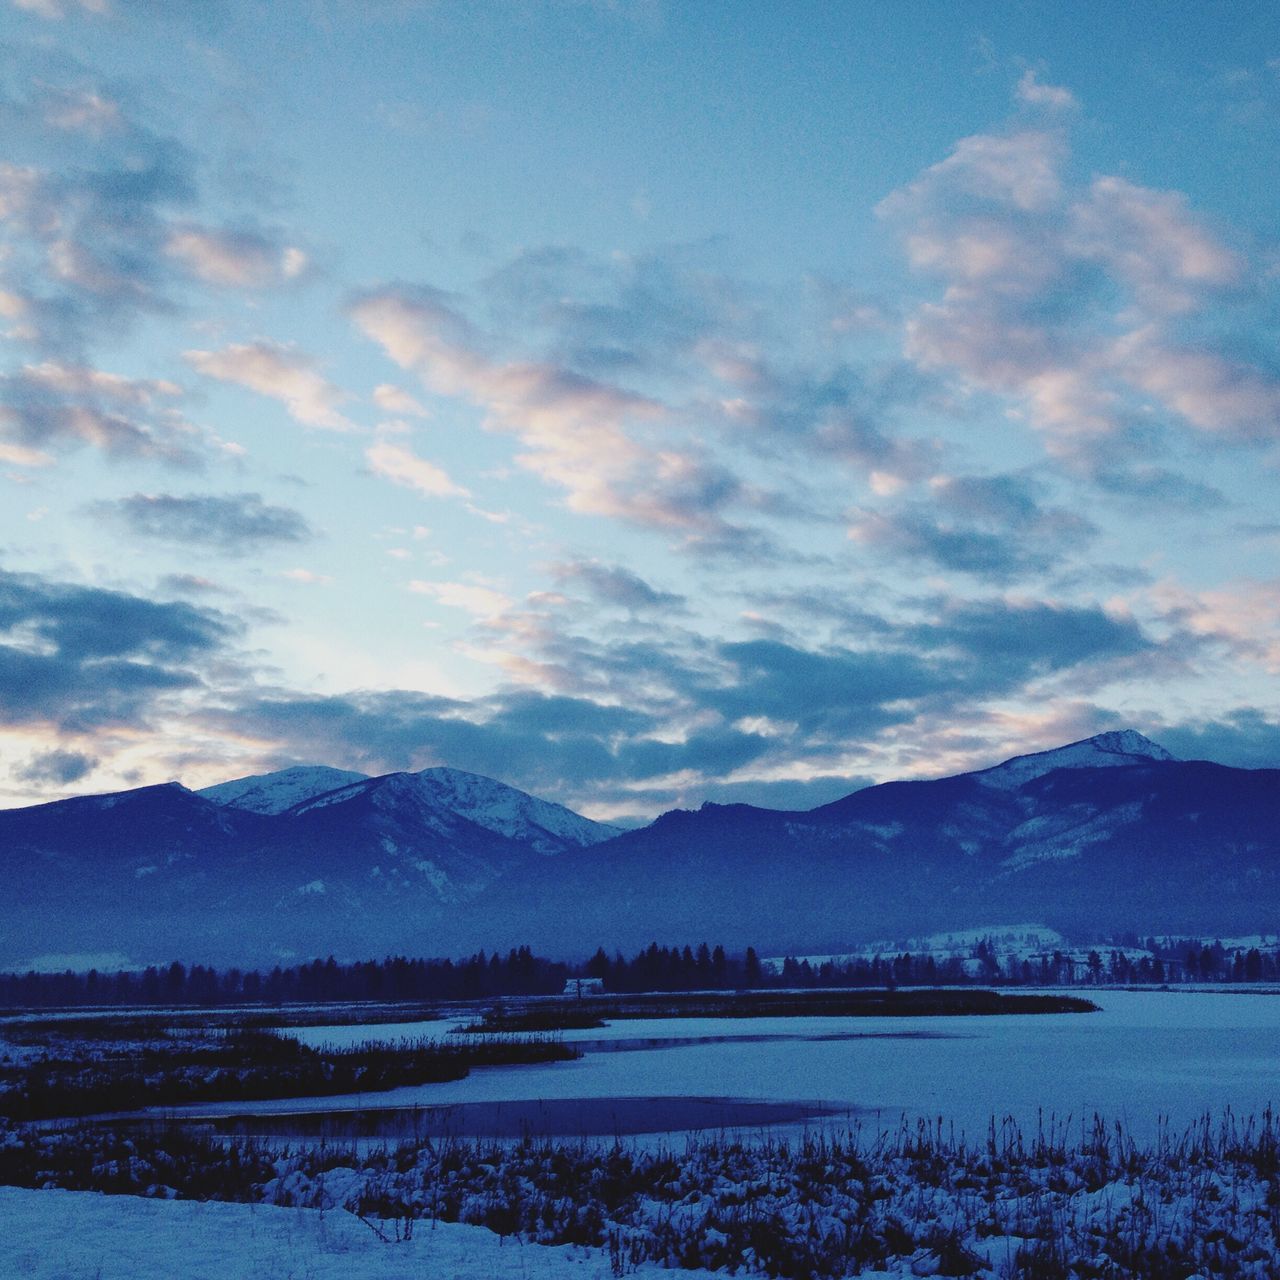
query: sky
[{"left": 1, "top": 0, "right": 1278, "bottom": 821}]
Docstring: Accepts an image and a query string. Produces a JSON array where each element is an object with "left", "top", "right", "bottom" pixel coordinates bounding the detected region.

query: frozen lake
[{"left": 154, "top": 989, "right": 1280, "bottom": 1143}]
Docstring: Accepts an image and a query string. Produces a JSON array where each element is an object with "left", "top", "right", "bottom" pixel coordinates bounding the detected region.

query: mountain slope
[
  {"left": 969, "top": 730, "right": 1176, "bottom": 791},
  {"left": 411, "top": 767, "right": 620, "bottom": 852},
  {"left": 460, "top": 735, "right": 1280, "bottom": 954},
  {"left": 0, "top": 766, "right": 614, "bottom": 967},
  {"left": 198, "top": 766, "right": 369, "bottom": 814}
]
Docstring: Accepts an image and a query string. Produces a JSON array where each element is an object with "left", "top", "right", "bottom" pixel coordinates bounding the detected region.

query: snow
[
  {"left": 196, "top": 762, "right": 618, "bottom": 852},
  {"left": 0, "top": 1186, "right": 722, "bottom": 1280},
  {"left": 277, "top": 767, "right": 618, "bottom": 854},
  {"left": 412, "top": 767, "right": 620, "bottom": 852},
  {"left": 974, "top": 729, "right": 1176, "bottom": 790},
  {"left": 198, "top": 766, "right": 368, "bottom": 815},
  {"left": 775, "top": 923, "right": 1070, "bottom": 966}
]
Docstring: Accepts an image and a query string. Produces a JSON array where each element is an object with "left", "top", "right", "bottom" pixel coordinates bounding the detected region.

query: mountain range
[{"left": 2, "top": 730, "right": 1277, "bottom": 968}]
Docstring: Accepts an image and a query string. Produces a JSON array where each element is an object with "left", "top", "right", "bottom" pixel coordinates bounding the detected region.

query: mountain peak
[
  {"left": 198, "top": 765, "right": 369, "bottom": 815},
  {"left": 410, "top": 766, "right": 621, "bottom": 853},
  {"left": 1083, "top": 730, "right": 1175, "bottom": 761},
  {"left": 976, "top": 729, "right": 1176, "bottom": 791}
]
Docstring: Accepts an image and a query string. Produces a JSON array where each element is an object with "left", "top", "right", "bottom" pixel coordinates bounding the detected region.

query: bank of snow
[{"left": 0, "top": 1185, "right": 733, "bottom": 1280}]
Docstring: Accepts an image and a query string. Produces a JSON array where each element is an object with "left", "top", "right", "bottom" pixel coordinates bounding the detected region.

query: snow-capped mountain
[
  {"left": 198, "top": 766, "right": 369, "bottom": 815},
  {"left": 198, "top": 763, "right": 618, "bottom": 851},
  {"left": 411, "top": 767, "right": 620, "bottom": 852},
  {"left": 469, "top": 731, "right": 1280, "bottom": 956},
  {"left": 2, "top": 730, "right": 1277, "bottom": 966},
  {"left": 0, "top": 763, "right": 618, "bottom": 966},
  {"left": 973, "top": 730, "right": 1176, "bottom": 790}
]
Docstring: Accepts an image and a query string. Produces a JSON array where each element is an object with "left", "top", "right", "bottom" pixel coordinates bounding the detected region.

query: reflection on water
[
  {"left": 572, "top": 1029, "right": 962, "bottom": 1054},
  {"left": 129, "top": 1095, "right": 851, "bottom": 1142}
]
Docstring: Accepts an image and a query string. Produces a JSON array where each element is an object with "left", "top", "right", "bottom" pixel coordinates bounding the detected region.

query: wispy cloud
[
  {"left": 552, "top": 559, "right": 684, "bottom": 611},
  {"left": 185, "top": 341, "right": 354, "bottom": 430},
  {"left": 165, "top": 225, "right": 308, "bottom": 289},
  {"left": 848, "top": 471, "right": 1094, "bottom": 582},
  {"left": 365, "top": 439, "right": 469, "bottom": 498},
  {"left": 350, "top": 285, "right": 751, "bottom": 535},
  {"left": 0, "top": 361, "right": 202, "bottom": 465},
  {"left": 408, "top": 578, "right": 512, "bottom": 618},
  {"left": 90, "top": 491, "right": 313, "bottom": 553},
  {"left": 372, "top": 383, "right": 428, "bottom": 417}
]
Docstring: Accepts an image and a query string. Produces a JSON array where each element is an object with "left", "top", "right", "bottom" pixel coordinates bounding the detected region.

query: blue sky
[{"left": 2, "top": 0, "right": 1278, "bottom": 819}]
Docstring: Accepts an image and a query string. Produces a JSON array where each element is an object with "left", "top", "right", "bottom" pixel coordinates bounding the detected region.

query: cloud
[
  {"left": 0, "top": 565, "right": 239, "bottom": 731},
  {"left": 0, "top": 441, "right": 55, "bottom": 468},
  {"left": 372, "top": 383, "right": 427, "bottom": 417},
  {"left": 880, "top": 101, "right": 1276, "bottom": 485},
  {"left": 185, "top": 341, "right": 353, "bottom": 430},
  {"left": 848, "top": 471, "right": 1094, "bottom": 582},
  {"left": 1159, "top": 709, "right": 1280, "bottom": 771},
  {"left": 409, "top": 579, "right": 511, "bottom": 617},
  {"left": 281, "top": 567, "right": 332, "bottom": 586},
  {"left": 703, "top": 639, "right": 946, "bottom": 740},
  {"left": 365, "top": 439, "right": 469, "bottom": 497},
  {"left": 1071, "top": 178, "right": 1243, "bottom": 316},
  {"left": 879, "top": 129, "right": 1066, "bottom": 218},
  {"left": 1015, "top": 70, "right": 1078, "bottom": 112},
  {"left": 0, "top": 91, "right": 196, "bottom": 354},
  {"left": 165, "top": 225, "right": 308, "bottom": 289},
  {"left": 91, "top": 492, "right": 313, "bottom": 553},
  {"left": 15, "top": 747, "right": 97, "bottom": 785},
  {"left": 1113, "top": 326, "right": 1280, "bottom": 441},
  {"left": 9, "top": 0, "right": 108, "bottom": 17},
  {"left": 0, "top": 361, "right": 202, "bottom": 465},
  {"left": 0, "top": 69, "right": 309, "bottom": 360},
  {"left": 1150, "top": 577, "right": 1280, "bottom": 671},
  {"left": 552, "top": 560, "right": 684, "bottom": 611},
  {"left": 904, "top": 598, "right": 1153, "bottom": 685},
  {"left": 37, "top": 85, "right": 122, "bottom": 135},
  {"left": 157, "top": 573, "right": 229, "bottom": 597},
  {"left": 349, "top": 285, "right": 749, "bottom": 533}
]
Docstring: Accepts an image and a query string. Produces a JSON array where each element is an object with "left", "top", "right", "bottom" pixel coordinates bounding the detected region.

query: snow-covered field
[
  {"left": 0, "top": 1185, "right": 727, "bottom": 1280},
  {"left": 205, "top": 989, "right": 1280, "bottom": 1143}
]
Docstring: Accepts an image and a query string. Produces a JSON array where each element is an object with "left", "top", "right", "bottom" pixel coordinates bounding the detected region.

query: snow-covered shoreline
[
  {"left": 0, "top": 1185, "right": 725, "bottom": 1280},
  {"left": 4, "top": 1105, "right": 1278, "bottom": 1277}
]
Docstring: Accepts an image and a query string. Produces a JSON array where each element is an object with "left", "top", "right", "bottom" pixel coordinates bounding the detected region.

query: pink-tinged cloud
[
  {"left": 350, "top": 288, "right": 742, "bottom": 531},
  {"left": 0, "top": 442, "right": 54, "bottom": 467},
  {"left": 0, "top": 361, "right": 201, "bottom": 464},
  {"left": 1071, "top": 177, "right": 1243, "bottom": 314},
  {"left": 185, "top": 341, "right": 353, "bottom": 430},
  {"left": 372, "top": 384, "right": 428, "bottom": 417},
  {"left": 365, "top": 439, "right": 469, "bottom": 498},
  {"left": 1151, "top": 577, "right": 1280, "bottom": 671},
  {"left": 878, "top": 130, "right": 1066, "bottom": 217},
  {"left": 409, "top": 579, "right": 512, "bottom": 618},
  {"left": 1114, "top": 327, "right": 1280, "bottom": 441},
  {"left": 166, "top": 227, "right": 308, "bottom": 290},
  {"left": 882, "top": 99, "right": 1268, "bottom": 469}
]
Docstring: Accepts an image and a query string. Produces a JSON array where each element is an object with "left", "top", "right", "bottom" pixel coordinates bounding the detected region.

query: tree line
[{"left": 2, "top": 935, "right": 1278, "bottom": 1008}]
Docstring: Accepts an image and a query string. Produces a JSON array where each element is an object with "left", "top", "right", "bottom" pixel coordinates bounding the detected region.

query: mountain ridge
[{"left": 2, "top": 731, "right": 1277, "bottom": 967}]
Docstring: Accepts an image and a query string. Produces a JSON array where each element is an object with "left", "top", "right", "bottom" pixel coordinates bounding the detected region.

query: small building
[{"left": 563, "top": 977, "right": 605, "bottom": 997}]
